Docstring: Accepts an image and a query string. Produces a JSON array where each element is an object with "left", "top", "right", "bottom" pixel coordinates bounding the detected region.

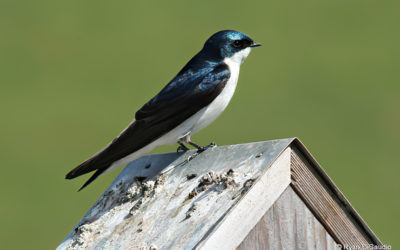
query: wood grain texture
[
  {"left": 290, "top": 147, "right": 374, "bottom": 248},
  {"left": 58, "top": 138, "right": 381, "bottom": 250},
  {"left": 58, "top": 139, "right": 294, "bottom": 250},
  {"left": 198, "top": 147, "right": 291, "bottom": 250},
  {"left": 291, "top": 139, "right": 381, "bottom": 246},
  {"left": 238, "top": 186, "right": 338, "bottom": 250}
]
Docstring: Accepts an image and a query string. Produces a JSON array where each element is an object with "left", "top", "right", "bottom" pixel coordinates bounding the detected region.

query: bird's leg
[
  {"left": 179, "top": 135, "right": 215, "bottom": 153},
  {"left": 177, "top": 142, "right": 190, "bottom": 153},
  {"left": 188, "top": 141, "right": 205, "bottom": 152}
]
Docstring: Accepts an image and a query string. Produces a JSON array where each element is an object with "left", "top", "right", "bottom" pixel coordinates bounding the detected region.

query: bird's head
[{"left": 202, "top": 30, "right": 261, "bottom": 64}]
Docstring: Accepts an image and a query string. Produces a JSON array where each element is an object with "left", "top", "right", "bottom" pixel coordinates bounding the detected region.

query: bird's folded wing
[{"left": 66, "top": 63, "right": 230, "bottom": 189}]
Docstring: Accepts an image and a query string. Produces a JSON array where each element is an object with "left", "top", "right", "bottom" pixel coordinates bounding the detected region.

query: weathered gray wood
[
  {"left": 291, "top": 139, "right": 381, "bottom": 246},
  {"left": 58, "top": 139, "right": 294, "bottom": 250},
  {"left": 197, "top": 147, "right": 291, "bottom": 250},
  {"left": 58, "top": 138, "right": 382, "bottom": 250},
  {"left": 238, "top": 186, "right": 338, "bottom": 250},
  {"left": 290, "top": 146, "right": 376, "bottom": 248}
]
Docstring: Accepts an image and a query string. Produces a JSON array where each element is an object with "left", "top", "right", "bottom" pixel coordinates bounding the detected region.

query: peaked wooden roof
[
  {"left": 58, "top": 138, "right": 381, "bottom": 250},
  {"left": 290, "top": 139, "right": 381, "bottom": 247}
]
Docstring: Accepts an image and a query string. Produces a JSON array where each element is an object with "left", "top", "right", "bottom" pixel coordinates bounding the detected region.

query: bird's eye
[{"left": 231, "top": 40, "right": 243, "bottom": 48}]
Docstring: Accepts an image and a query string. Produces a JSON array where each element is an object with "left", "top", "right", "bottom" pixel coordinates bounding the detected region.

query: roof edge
[
  {"left": 197, "top": 147, "right": 292, "bottom": 249},
  {"left": 290, "top": 138, "right": 381, "bottom": 245}
]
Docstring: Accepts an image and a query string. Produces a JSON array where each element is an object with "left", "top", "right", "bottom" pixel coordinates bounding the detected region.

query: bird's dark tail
[
  {"left": 66, "top": 159, "right": 105, "bottom": 191},
  {"left": 65, "top": 158, "right": 97, "bottom": 179},
  {"left": 77, "top": 169, "right": 104, "bottom": 191}
]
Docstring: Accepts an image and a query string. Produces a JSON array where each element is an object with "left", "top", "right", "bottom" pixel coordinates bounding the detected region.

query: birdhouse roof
[{"left": 58, "top": 138, "right": 381, "bottom": 249}]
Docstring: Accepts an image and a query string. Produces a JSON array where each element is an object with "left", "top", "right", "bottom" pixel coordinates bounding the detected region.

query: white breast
[
  {"left": 190, "top": 47, "right": 251, "bottom": 134},
  {"left": 105, "top": 68, "right": 239, "bottom": 173},
  {"left": 106, "top": 48, "right": 252, "bottom": 172},
  {"left": 189, "top": 62, "right": 239, "bottom": 134}
]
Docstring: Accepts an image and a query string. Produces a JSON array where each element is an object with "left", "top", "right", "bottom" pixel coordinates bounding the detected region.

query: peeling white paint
[{"left": 58, "top": 139, "right": 294, "bottom": 250}]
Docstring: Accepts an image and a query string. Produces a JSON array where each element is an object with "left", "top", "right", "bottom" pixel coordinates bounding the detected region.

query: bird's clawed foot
[
  {"left": 177, "top": 142, "right": 190, "bottom": 153},
  {"left": 196, "top": 141, "right": 216, "bottom": 153},
  {"left": 178, "top": 134, "right": 216, "bottom": 153}
]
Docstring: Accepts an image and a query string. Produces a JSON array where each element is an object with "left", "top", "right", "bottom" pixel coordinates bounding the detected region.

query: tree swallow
[{"left": 66, "top": 30, "right": 261, "bottom": 190}]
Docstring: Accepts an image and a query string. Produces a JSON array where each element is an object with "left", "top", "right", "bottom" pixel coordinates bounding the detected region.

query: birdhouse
[{"left": 58, "top": 138, "right": 382, "bottom": 249}]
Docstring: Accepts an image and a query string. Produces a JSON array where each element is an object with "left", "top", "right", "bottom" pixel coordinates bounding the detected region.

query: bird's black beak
[{"left": 250, "top": 42, "right": 262, "bottom": 48}]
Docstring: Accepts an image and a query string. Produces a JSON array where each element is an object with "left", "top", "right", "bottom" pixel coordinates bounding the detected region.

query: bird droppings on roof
[
  {"left": 68, "top": 173, "right": 170, "bottom": 249},
  {"left": 128, "top": 175, "right": 166, "bottom": 216},
  {"left": 68, "top": 168, "right": 258, "bottom": 249},
  {"left": 232, "top": 178, "right": 256, "bottom": 200},
  {"left": 186, "top": 169, "right": 239, "bottom": 201},
  {"left": 186, "top": 173, "right": 197, "bottom": 180},
  {"left": 58, "top": 139, "right": 294, "bottom": 250},
  {"left": 185, "top": 202, "right": 198, "bottom": 219}
]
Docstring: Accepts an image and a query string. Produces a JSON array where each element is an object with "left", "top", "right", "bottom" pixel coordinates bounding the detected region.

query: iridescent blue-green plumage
[
  {"left": 66, "top": 30, "right": 260, "bottom": 190},
  {"left": 144, "top": 30, "right": 257, "bottom": 106}
]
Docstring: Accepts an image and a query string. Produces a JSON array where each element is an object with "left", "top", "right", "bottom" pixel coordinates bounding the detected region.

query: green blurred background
[{"left": 1, "top": 0, "right": 398, "bottom": 249}]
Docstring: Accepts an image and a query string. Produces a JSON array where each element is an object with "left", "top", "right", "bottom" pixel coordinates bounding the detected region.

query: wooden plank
[
  {"left": 57, "top": 138, "right": 382, "bottom": 250},
  {"left": 197, "top": 147, "right": 291, "bottom": 250},
  {"left": 238, "top": 186, "right": 338, "bottom": 250},
  {"left": 290, "top": 146, "right": 376, "bottom": 248},
  {"left": 291, "top": 139, "right": 381, "bottom": 245},
  {"left": 57, "top": 139, "right": 294, "bottom": 250}
]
